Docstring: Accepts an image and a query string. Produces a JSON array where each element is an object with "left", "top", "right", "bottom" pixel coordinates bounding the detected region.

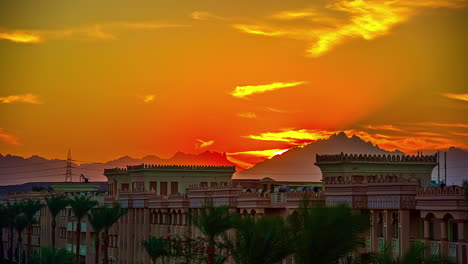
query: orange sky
[{"left": 0, "top": 0, "right": 467, "bottom": 168}]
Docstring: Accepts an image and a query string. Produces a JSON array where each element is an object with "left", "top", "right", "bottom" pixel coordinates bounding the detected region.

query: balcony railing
[
  {"left": 431, "top": 241, "right": 440, "bottom": 255},
  {"left": 392, "top": 238, "right": 399, "bottom": 256},
  {"left": 448, "top": 243, "right": 457, "bottom": 258}
]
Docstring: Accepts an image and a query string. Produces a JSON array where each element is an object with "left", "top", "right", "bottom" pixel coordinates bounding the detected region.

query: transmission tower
[{"left": 65, "top": 149, "right": 72, "bottom": 182}]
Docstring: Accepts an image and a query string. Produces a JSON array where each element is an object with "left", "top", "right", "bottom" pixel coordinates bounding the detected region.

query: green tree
[
  {"left": 6, "top": 202, "right": 24, "bottom": 263},
  {"left": 231, "top": 215, "right": 292, "bottom": 264},
  {"left": 192, "top": 204, "right": 235, "bottom": 264},
  {"left": 0, "top": 204, "right": 8, "bottom": 261},
  {"left": 100, "top": 205, "right": 127, "bottom": 264},
  {"left": 14, "top": 215, "right": 28, "bottom": 263},
  {"left": 29, "top": 246, "right": 77, "bottom": 264},
  {"left": 288, "top": 203, "right": 370, "bottom": 264},
  {"left": 142, "top": 236, "right": 171, "bottom": 264},
  {"left": 22, "top": 199, "right": 45, "bottom": 260},
  {"left": 87, "top": 207, "right": 106, "bottom": 264},
  {"left": 374, "top": 241, "right": 456, "bottom": 264},
  {"left": 69, "top": 195, "right": 98, "bottom": 260},
  {"left": 44, "top": 195, "right": 69, "bottom": 248},
  {"left": 462, "top": 180, "right": 468, "bottom": 201}
]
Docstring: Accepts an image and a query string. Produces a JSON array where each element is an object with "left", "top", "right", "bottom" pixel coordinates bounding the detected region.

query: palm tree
[
  {"left": 22, "top": 199, "right": 45, "bottom": 260},
  {"left": 6, "top": 202, "right": 24, "bottom": 263},
  {"left": 69, "top": 195, "right": 98, "bottom": 259},
  {"left": 14, "top": 214, "right": 28, "bottom": 263},
  {"left": 462, "top": 180, "right": 468, "bottom": 201},
  {"left": 0, "top": 204, "right": 8, "bottom": 260},
  {"left": 100, "top": 205, "right": 127, "bottom": 264},
  {"left": 44, "top": 194, "right": 69, "bottom": 247},
  {"left": 288, "top": 203, "right": 369, "bottom": 264},
  {"left": 231, "top": 215, "right": 292, "bottom": 264},
  {"left": 142, "top": 236, "right": 171, "bottom": 264},
  {"left": 88, "top": 207, "right": 106, "bottom": 264},
  {"left": 374, "top": 241, "right": 456, "bottom": 264},
  {"left": 192, "top": 203, "right": 236, "bottom": 264},
  {"left": 29, "top": 246, "right": 77, "bottom": 264}
]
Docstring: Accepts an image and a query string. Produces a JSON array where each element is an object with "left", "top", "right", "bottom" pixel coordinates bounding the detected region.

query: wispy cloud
[
  {"left": 191, "top": 11, "right": 223, "bottom": 21},
  {"left": 442, "top": 93, "right": 468, "bottom": 102},
  {"left": 0, "top": 128, "right": 20, "bottom": 145},
  {"left": 143, "top": 94, "right": 156, "bottom": 103},
  {"left": 365, "top": 124, "right": 402, "bottom": 132},
  {"left": 229, "top": 148, "right": 289, "bottom": 159},
  {"left": 0, "top": 94, "right": 42, "bottom": 104},
  {"left": 231, "top": 81, "right": 307, "bottom": 98},
  {"left": 0, "top": 32, "right": 41, "bottom": 43},
  {"left": 265, "top": 107, "right": 287, "bottom": 113},
  {"left": 417, "top": 122, "right": 468, "bottom": 129},
  {"left": 196, "top": 139, "right": 215, "bottom": 148},
  {"left": 0, "top": 22, "right": 187, "bottom": 44},
  {"left": 237, "top": 112, "right": 257, "bottom": 119},
  {"left": 245, "top": 129, "right": 336, "bottom": 146},
  {"left": 234, "top": 0, "right": 467, "bottom": 57}
]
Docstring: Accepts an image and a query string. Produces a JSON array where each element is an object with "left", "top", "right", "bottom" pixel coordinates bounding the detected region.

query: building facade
[{"left": 1, "top": 154, "right": 467, "bottom": 263}]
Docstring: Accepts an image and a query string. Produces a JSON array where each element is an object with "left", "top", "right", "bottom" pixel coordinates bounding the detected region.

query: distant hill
[{"left": 0, "top": 151, "right": 237, "bottom": 185}]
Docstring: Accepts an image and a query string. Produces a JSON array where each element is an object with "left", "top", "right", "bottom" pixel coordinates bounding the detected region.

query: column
[
  {"left": 457, "top": 220, "right": 464, "bottom": 263},
  {"left": 371, "top": 210, "right": 379, "bottom": 252},
  {"left": 384, "top": 210, "right": 392, "bottom": 249},
  {"left": 440, "top": 219, "right": 448, "bottom": 256},
  {"left": 399, "top": 210, "right": 410, "bottom": 256}
]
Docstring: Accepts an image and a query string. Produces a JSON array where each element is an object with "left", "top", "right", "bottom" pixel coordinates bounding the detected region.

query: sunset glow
[{"left": 0, "top": 0, "right": 466, "bottom": 168}]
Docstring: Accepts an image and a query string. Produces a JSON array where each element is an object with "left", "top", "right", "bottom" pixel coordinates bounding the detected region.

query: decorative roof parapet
[
  {"left": 188, "top": 182, "right": 241, "bottom": 191},
  {"left": 416, "top": 186, "right": 465, "bottom": 197},
  {"left": 285, "top": 190, "right": 324, "bottom": 199},
  {"left": 104, "top": 164, "right": 236, "bottom": 174},
  {"left": 316, "top": 153, "right": 437, "bottom": 163}
]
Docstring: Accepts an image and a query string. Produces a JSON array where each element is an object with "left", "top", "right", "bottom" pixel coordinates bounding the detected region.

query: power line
[
  {"left": 0, "top": 167, "right": 67, "bottom": 175},
  {"left": 0, "top": 160, "right": 66, "bottom": 169}
]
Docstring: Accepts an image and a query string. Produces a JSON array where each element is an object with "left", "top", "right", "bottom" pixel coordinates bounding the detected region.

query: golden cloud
[
  {"left": 196, "top": 139, "right": 215, "bottom": 148},
  {"left": 417, "top": 122, "right": 468, "bottom": 128},
  {"left": 143, "top": 95, "right": 156, "bottom": 103},
  {"left": 0, "top": 22, "right": 186, "bottom": 44},
  {"left": 231, "top": 81, "right": 307, "bottom": 98},
  {"left": 365, "top": 124, "right": 403, "bottom": 132},
  {"left": 0, "top": 128, "right": 20, "bottom": 145},
  {"left": 191, "top": 11, "right": 223, "bottom": 21},
  {"left": 0, "top": 32, "right": 41, "bottom": 43},
  {"left": 235, "top": 0, "right": 467, "bottom": 57},
  {"left": 442, "top": 93, "right": 468, "bottom": 102},
  {"left": 229, "top": 148, "right": 289, "bottom": 159},
  {"left": 237, "top": 112, "right": 257, "bottom": 119},
  {"left": 0, "top": 94, "right": 42, "bottom": 104},
  {"left": 244, "top": 129, "right": 336, "bottom": 146}
]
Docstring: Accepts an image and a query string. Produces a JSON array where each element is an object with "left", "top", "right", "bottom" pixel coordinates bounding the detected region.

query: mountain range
[
  {"left": 1, "top": 132, "right": 467, "bottom": 186},
  {"left": 235, "top": 132, "right": 467, "bottom": 185},
  {"left": 0, "top": 151, "right": 237, "bottom": 185}
]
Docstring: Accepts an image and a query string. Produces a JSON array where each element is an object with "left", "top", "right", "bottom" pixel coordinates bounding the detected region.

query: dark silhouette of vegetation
[
  {"left": 373, "top": 241, "right": 456, "bottom": 264},
  {"left": 29, "top": 246, "right": 77, "bottom": 264},
  {"left": 87, "top": 207, "right": 106, "bottom": 264},
  {"left": 6, "top": 202, "right": 24, "bottom": 263},
  {"left": 22, "top": 199, "right": 45, "bottom": 261},
  {"left": 142, "top": 236, "right": 171, "bottom": 264},
  {"left": 462, "top": 180, "right": 468, "bottom": 201},
  {"left": 14, "top": 215, "right": 28, "bottom": 263},
  {"left": 191, "top": 204, "right": 236, "bottom": 264},
  {"left": 0, "top": 204, "right": 7, "bottom": 261},
  {"left": 44, "top": 195, "right": 69, "bottom": 248},
  {"left": 231, "top": 215, "right": 292, "bottom": 264},
  {"left": 287, "top": 201, "right": 370, "bottom": 264},
  {"left": 100, "top": 205, "right": 127, "bottom": 264},
  {"left": 69, "top": 195, "right": 98, "bottom": 260}
]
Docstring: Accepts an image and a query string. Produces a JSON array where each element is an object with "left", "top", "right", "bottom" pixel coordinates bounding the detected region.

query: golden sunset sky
[{"left": 1, "top": 0, "right": 467, "bottom": 167}]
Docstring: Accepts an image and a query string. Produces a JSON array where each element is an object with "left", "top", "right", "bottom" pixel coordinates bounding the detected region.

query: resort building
[{"left": 1, "top": 153, "right": 467, "bottom": 263}]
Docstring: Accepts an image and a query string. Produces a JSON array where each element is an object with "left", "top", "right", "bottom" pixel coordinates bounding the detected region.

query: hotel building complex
[{"left": 1, "top": 153, "right": 467, "bottom": 263}]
